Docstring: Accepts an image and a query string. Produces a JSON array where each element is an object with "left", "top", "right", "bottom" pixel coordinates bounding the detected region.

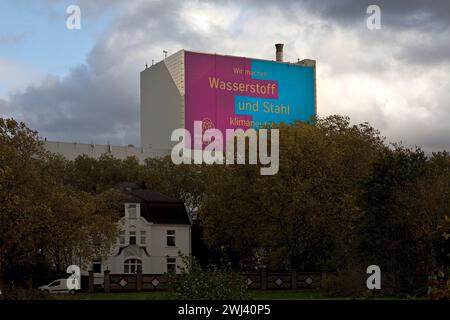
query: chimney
[{"left": 275, "top": 43, "right": 284, "bottom": 62}]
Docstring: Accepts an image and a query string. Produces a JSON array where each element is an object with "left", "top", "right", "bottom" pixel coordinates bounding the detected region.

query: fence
[{"left": 88, "top": 270, "right": 324, "bottom": 293}]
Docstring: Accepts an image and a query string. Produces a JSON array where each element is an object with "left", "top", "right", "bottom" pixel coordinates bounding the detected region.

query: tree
[
  {"left": 199, "top": 116, "right": 385, "bottom": 271},
  {"left": 41, "top": 186, "right": 123, "bottom": 272},
  {"left": 0, "top": 118, "right": 121, "bottom": 288},
  {"left": 66, "top": 154, "right": 144, "bottom": 193},
  {"left": 356, "top": 146, "right": 450, "bottom": 294},
  {"left": 0, "top": 118, "right": 52, "bottom": 285},
  {"left": 143, "top": 157, "right": 205, "bottom": 212}
]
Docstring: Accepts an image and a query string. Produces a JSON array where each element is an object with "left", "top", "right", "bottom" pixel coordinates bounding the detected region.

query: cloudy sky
[{"left": 0, "top": 0, "right": 449, "bottom": 152}]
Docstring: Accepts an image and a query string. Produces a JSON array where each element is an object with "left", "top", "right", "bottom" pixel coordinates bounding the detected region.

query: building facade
[{"left": 88, "top": 184, "right": 192, "bottom": 280}]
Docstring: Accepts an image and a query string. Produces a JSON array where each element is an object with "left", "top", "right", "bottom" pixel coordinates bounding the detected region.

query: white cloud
[{"left": 179, "top": 1, "right": 240, "bottom": 35}]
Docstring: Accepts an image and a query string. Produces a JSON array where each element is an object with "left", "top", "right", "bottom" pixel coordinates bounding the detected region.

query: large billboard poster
[{"left": 184, "top": 51, "right": 316, "bottom": 141}]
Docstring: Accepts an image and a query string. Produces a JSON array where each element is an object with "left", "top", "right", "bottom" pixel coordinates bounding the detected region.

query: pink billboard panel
[{"left": 184, "top": 51, "right": 315, "bottom": 146}]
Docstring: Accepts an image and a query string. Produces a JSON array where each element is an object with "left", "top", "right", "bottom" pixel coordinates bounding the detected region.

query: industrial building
[{"left": 44, "top": 44, "right": 316, "bottom": 161}]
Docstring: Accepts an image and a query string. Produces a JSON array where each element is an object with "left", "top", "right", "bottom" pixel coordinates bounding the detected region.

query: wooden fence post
[
  {"left": 321, "top": 271, "right": 327, "bottom": 288},
  {"left": 291, "top": 270, "right": 297, "bottom": 289},
  {"left": 88, "top": 271, "right": 94, "bottom": 293},
  {"left": 104, "top": 270, "right": 111, "bottom": 293},
  {"left": 261, "top": 270, "right": 267, "bottom": 290},
  {"left": 136, "top": 270, "right": 143, "bottom": 292}
]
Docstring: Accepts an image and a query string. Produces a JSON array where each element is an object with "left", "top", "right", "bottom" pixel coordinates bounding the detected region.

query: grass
[
  {"left": 58, "top": 290, "right": 395, "bottom": 300},
  {"left": 251, "top": 290, "right": 331, "bottom": 300},
  {"left": 60, "top": 291, "right": 169, "bottom": 300}
]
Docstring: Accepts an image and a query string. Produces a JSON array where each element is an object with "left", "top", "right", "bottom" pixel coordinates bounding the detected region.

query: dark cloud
[
  {"left": 246, "top": 0, "right": 450, "bottom": 66},
  {"left": 395, "top": 33, "right": 450, "bottom": 66},
  {"left": 282, "top": 0, "right": 450, "bottom": 30},
  {"left": 2, "top": 64, "right": 139, "bottom": 145}
]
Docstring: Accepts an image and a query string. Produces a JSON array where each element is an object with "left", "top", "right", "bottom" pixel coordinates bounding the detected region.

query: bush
[
  {"left": 0, "top": 288, "right": 54, "bottom": 300},
  {"left": 322, "top": 269, "right": 367, "bottom": 298},
  {"left": 166, "top": 254, "right": 249, "bottom": 300},
  {"left": 427, "top": 279, "right": 450, "bottom": 300},
  {"left": 322, "top": 267, "right": 405, "bottom": 298},
  {"left": 427, "top": 269, "right": 450, "bottom": 300}
]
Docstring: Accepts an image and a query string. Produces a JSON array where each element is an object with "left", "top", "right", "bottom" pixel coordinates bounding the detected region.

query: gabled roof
[
  {"left": 117, "top": 182, "right": 191, "bottom": 225},
  {"left": 140, "top": 201, "right": 191, "bottom": 225},
  {"left": 126, "top": 189, "right": 182, "bottom": 204}
]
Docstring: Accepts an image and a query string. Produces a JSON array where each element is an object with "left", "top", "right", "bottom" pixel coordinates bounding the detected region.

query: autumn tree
[
  {"left": 0, "top": 118, "right": 52, "bottom": 286},
  {"left": 356, "top": 147, "right": 450, "bottom": 293},
  {"left": 143, "top": 157, "right": 205, "bottom": 211},
  {"left": 66, "top": 154, "right": 144, "bottom": 193},
  {"left": 41, "top": 186, "right": 124, "bottom": 272},
  {"left": 199, "top": 116, "right": 385, "bottom": 270},
  {"left": 0, "top": 118, "right": 121, "bottom": 288}
]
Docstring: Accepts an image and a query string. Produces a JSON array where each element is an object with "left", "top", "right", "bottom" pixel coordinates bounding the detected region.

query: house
[{"left": 89, "top": 183, "right": 192, "bottom": 278}]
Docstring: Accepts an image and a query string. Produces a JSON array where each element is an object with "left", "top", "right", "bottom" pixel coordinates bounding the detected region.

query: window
[
  {"left": 49, "top": 280, "right": 60, "bottom": 287},
  {"left": 93, "top": 260, "right": 102, "bottom": 273},
  {"left": 128, "top": 204, "right": 137, "bottom": 219},
  {"left": 167, "top": 257, "right": 176, "bottom": 273},
  {"left": 166, "top": 230, "right": 176, "bottom": 247},
  {"left": 129, "top": 231, "right": 136, "bottom": 245},
  {"left": 140, "top": 230, "right": 146, "bottom": 245},
  {"left": 124, "top": 258, "right": 142, "bottom": 274},
  {"left": 119, "top": 230, "right": 126, "bottom": 245}
]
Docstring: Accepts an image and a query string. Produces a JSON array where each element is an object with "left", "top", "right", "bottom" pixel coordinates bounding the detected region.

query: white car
[{"left": 38, "top": 279, "right": 78, "bottom": 295}]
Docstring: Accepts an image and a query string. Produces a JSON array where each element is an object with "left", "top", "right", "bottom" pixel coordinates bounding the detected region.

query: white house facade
[{"left": 88, "top": 184, "right": 192, "bottom": 279}]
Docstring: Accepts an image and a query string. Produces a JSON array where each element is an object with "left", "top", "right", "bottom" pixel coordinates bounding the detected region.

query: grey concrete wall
[
  {"left": 44, "top": 140, "right": 170, "bottom": 163},
  {"left": 140, "top": 50, "right": 185, "bottom": 150}
]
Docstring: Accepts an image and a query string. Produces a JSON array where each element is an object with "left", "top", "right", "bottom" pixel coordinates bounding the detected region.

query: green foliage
[
  {"left": 199, "top": 116, "right": 386, "bottom": 271},
  {"left": 356, "top": 146, "right": 450, "bottom": 294},
  {"left": 143, "top": 157, "right": 205, "bottom": 211},
  {"left": 0, "top": 288, "right": 55, "bottom": 300},
  {"left": 428, "top": 278, "right": 450, "bottom": 300},
  {"left": 0, "top": 118, "right": 121, "bottom": 284},
  {"left": 66, "top": 154, "right": 144, "bottom": 193},
  {"left": 165, "top": 254, "right": 249, "bottom": 300},
  {"left": 321, "top": 268, "right": 368, "bottom": 298},
  {"left": 2, "top": 115, "right": 450, "bottom": 297}
]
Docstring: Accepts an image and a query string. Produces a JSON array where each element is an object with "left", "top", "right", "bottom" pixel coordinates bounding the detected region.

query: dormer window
[
  {"left": 129, "top": 231, "right": 136, "bottom": 245},
  {"left": 128, "top": 204, "right": 137, "bottom": 219}
]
